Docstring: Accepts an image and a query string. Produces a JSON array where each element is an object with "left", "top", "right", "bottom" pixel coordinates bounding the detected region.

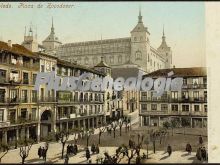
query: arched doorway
[{"left": 40, "top": 110, "right": 52, "bottom": 139}]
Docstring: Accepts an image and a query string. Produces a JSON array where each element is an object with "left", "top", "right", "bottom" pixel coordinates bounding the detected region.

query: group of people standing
[
  {"left": 38, "top": 145, "right": 48, "bottom": 161},
  {"left": 85, "top": 144, "right": 100, "bottom": 162},
  {"left": 66, "top": 144, "right": 78, "bottom": 155}
]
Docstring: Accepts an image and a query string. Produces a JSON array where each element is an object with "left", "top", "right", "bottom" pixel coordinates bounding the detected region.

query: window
[
  {"left": 118, "top": 55, "right": 122, "bottom": 63},
  {"left": 0, "top": 89, "right": 5, "bottom": 103},
  {"left": 171, "top": 104, "right": 178, "bottom": 111},
  {"left": 32, "top": 90, "right": 37, "bottom": 102},
  {"left": 135, "top": 51, "right": 142, "bottom": 60},
  {"left": 171, "top": 91, "right": 178, "bottom": 100},
  {"left": 0, "top": 69, "right": 6, "bottom": 81},
  {"left": 33, "top": 74, "right": 37, "bottom": 85},
  {"left": 41, "top": 65, "right": 45, "bottom": 72},
  {"left": 204, "top": 91, "right": 207, "bottom": 101},
  {"left": 204, "top": 105, "right": 207, "bottom": 112},
  {"left": 182, "top": 105, "right": 189, "bottom": 111},
  {"left": 21, "top": 90, "right": 28, "bottom": 103},
  {"left": 110, "top": 56, "right": 114, "bottom": 63},
  {"left": 151, "top": 104, "right": 157, "bottom": 110},
  {"left": 141, "top": 104, "right": 147, "bottom": 110},
  {"left": 141, "top": 92, "right": 147, "bottom": 101},
  {"left": 23, "top": 72, "right": 29, "bottom": 84},
  {"left": 32, "top": 108, "right": 36, "bottom": 120},
  {"left": 203, "top": 77, "right": 207, "bottom": 84},
  {"left": 161, "top": 104, "right": 168, "bottom": 111},
  {"left": 183, "top": 78, "right": 187, "bottom": 85},
  {"left": 182, "top": 91, "right": 189, "bottom": 99},
  {"left": 194, "top": 105, "right": 200, "bottom": 112},
  {"left": 0, "top": 109, "right": 4, "bottom": 122},
  {"left": 193, "top": 78, "right": 199, "bottom": 88},
  {"left": 193, "top": 91, "right": 199, "bottom": 101}
]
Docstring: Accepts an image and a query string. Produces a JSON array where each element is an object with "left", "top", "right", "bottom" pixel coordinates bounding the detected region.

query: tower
[
  {"left": 22, "top": 23, "right": 39, "bottom": 52},
  {"left": 130, "top": 7, "right": 150, "bottom": 72},
  {"left": 157, "top": 25, "right": 172, "bottom": 68},
  {"left": 42, "top": 17, "right": 62, "bottom": 56}
]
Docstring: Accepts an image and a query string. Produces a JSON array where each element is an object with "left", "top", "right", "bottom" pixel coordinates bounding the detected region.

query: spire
[
  {"left": 29, "top": 22, "right": 33, "bottom": 36},
  {"left": 138, "top": 6, "right": 143, "bottom": 23},
  {"left": 162, "top": 24, "right": 166, "bottom": 43},
  {"left": 163, "top": 24, "right": 165, "bottom": 37},
  {"left": 51, "top": 17, "right": 55, "bottom": 34}
]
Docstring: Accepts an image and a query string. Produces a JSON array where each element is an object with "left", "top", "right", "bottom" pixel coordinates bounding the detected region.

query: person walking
[
  {"left": 199, "top": 135, "right": 203, "bottom": 145},
  {"left": 91, "top": 144, "right": 96, "bottom": 154},
  {"left": 186, "top": 143, "right": 192, "bottom": 154},
  {"left": 86, "top": 147, "right": 91, "bottom": 160},
  {"left": 38, "top": 146, "right": 42, "bottom": 158},
  {"left": 196, "top": 147, "right": 202, "bottom": 161},
  {"left": 167, "top": 144, "right": 172, "bottom": 156}
]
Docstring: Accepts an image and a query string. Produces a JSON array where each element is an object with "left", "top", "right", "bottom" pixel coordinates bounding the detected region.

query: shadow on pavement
[
  {"left": 181, "top": 153, "right": 190, "bottom": 157},
  {"left": 160, "top": 155, "right": 170, "bottom": 160}
]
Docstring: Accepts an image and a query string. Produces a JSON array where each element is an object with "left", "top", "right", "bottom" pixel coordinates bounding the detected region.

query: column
[
  {"left": 92, "top": 118, "right": 94, "bottom": 128},
  {"left": 148, "top": 116, "right": 151, "bottom": 126},
  {"left": 88, "top": 118, "right": 90, "bottom": 129},
  {"left": 3, "top": 130, "right": 7, "bottom": 144},
  {"left": 140, "top": 116, "right": 143, "bottom": 127},
  {"left": 202, "top": 118, "right": 204, "bottom": 128},
  {"left": 16, "top": 129, "right": 19, "bottom": 141},
  {"left": 83, "top": 119, "right": 86, "bottom": 129},
  {"left": 37, "top": 123, "right": 40, "bottom": 142},
  {"left": 190, "top": 118, "right": 193, "bottom": 128},
  {"left": 158, "top": 117, "right": 161, "bottom": 127},
  {"left": 26, "top": 127, "right": 29, "bottom": 139},
  {"left": 60, "top": 122, "right": 63, "bottom": 130},
  {"left": 66, "top": 122, "right": 69, "bottom": 131}
]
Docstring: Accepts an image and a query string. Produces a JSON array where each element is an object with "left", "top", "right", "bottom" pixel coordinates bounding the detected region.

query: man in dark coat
[
  {"left": 91, "top": 144, "right": 96, "bottom": 154},
  {"left": 38, "top": 146, "right": 42, "bottom": 158},
  {"left": 186, "top": 143, "right": 192, "bottom": 154},
  {"left": 167, "top": 144, "right": 172, "bottom": 156},
  {"left": 86, "top": 148, "right": 91, "bottom": 160},
  {"left": 199, "top": 135, "right": 203, "bottom": 145}
]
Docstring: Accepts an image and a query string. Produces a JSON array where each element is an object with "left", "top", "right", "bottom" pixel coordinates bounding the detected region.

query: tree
[
  {"left": 0, "top": 143, "right": 9, "bottom": 163},
  {"left": 18, "top": 137, "right": 35, "bottom": 164},
  {"left": 144, "top": 137, "right": 150, "bottom": 159},
  {"left": 163, "top": 121, "right": 170, "bottom": 130},
  {"left": 170, "top": 118, "right": 179, "bottom": 136},
  {"left": 181, "top": 117, "right": 191, "bottom": 135},
  {"left": 56, "top": 130, "right": 70, "bottom": 159},
  {"left": 111, "top": 121, "right": 118, "bottom": 138}
]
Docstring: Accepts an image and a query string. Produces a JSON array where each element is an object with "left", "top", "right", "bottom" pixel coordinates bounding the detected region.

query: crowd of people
[{"left": 66, "top": 144, "right": 78, "bottom": 155}]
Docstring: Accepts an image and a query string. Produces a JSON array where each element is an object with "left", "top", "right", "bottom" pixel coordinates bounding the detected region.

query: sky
[{"left": 0, "top": 2, "right": 205, "bottom": 68}]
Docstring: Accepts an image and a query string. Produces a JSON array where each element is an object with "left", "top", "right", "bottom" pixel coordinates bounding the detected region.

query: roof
[
  {"left": 0, "top": 41, "right": 38, "bottom": 58},
  {"left": 57, "top": 59, "right": 105, "bottom": 76},
  {"left": 143, "top": 67, "right": 207, "bottom": 78},
  {"left": 95, "top": 60, "right": 110, "bottom": 68},
  {"left": 111, "top": 67, "right": 146, "bottom": 80}
]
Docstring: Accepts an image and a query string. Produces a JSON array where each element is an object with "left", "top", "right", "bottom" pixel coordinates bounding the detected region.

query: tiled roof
[
  {"left": 112, "top": 67, "right": 145, "bottom": 80},
  {"left": 57, "top": 59, "right": 105, "bottom": 76},
  {"left": 0, "top": 41, "right": 38, "bottom": 58},
  {"left": 143, "top": 67, "right": 207, "bottom": 78}
]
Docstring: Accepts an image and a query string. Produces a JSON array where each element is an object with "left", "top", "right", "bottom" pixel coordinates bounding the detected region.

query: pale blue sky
[{"left": 0, "top": 2, "right": 205, "bottom": 67}]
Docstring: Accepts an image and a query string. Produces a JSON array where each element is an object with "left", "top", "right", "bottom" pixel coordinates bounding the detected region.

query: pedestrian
[
  {"left": 201, "top": 147, "right": 207, "bottom": 161},
  {"left": 167, "top": 144, "right": 172, "bottom": 156},
  {"left": 91, "top": 143, "right": 96, "bottom": 154},
  {"left": 96, "top": 144, "right": 100, "bottom": 154},
  {"left": 86, "top": 147, "right": 91, "bottom": 160},
  {"left": 196, "top": 147, "right": 202, "bottom": 161},
  {"left": 199, "top": 135, "right": 203, "bottom": 145},
  {"left": 64, "top": 154, "right": 69, "bottom": 164},
  {"left": 38, "top": 146, "right": 42, "bottom": 158},
  {"left": 185, "top": 143, "right": 192, "bottom": 154},
  {"left": 67, "top": 145, "right": 70, "bottom": 155},
  {"left": 41, "top": 147, "right": 46, "bottom": 161},
  {"left": 74, "top": 143, "right": 78, "bottom": 154},
  {"left": 70, "top": 144, "right": 74, "bottom": 154}
]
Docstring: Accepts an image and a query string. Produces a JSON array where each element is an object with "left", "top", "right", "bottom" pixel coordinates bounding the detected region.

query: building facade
[
  {"left": 56, "top": 10, "right": 172, "bottom": 73},
  {"left": 139, "top": 67, "right": 207, "bottom": 128},
  {"left": 0, "top": 41, "right": 115, "bottom": 145}
]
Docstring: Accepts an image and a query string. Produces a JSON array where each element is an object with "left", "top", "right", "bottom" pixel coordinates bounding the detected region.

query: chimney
[{"left": 7, "top": 40, "right": 12, "bottom": 47}]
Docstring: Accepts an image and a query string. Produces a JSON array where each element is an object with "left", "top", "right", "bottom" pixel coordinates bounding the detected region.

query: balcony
[
  {"left": 20, "top": 97, "right": 28, "bottom": 103},
  {"left": 140, "top": 97, "right": 207, "bottom": 103},
  {"left": 140, "top": 110, "right": 168, "bottom": 115},
  {"left": 182, "top": 84, "right": 207, "bottom": 89},
  {"left": 39, "top": 97, "right": 56, "bottom": 103},
  {"left": 23, "top": 79, "right": 29, "bottom": 85}
]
